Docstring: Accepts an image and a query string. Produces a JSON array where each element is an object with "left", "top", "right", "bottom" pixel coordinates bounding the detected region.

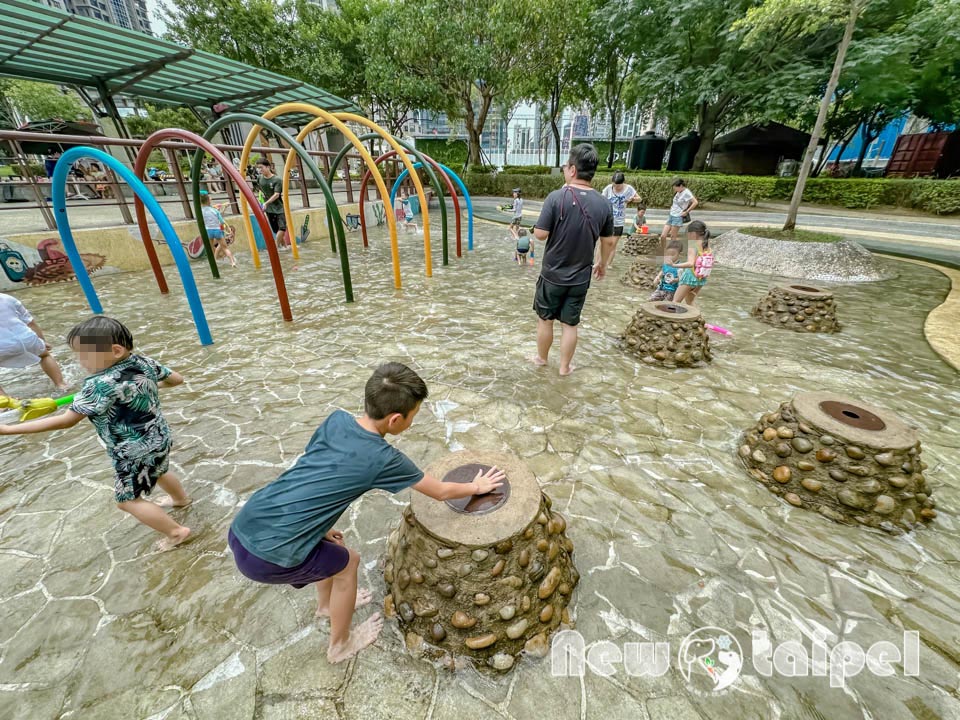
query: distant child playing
[
  {"left": 513, "top": 227, "right": 532, "bottom": 265},
  {"left": 200, "top": 191, "right": 237, "bottom": 268},
  {"left": 0, "top": 317, "right": 191, "bottom": 550},
  {"left": 650, "top": 240, "right": 682, "bottom": 301},
  {"left": 399, "top": 192, "right": 419, "bottom": 232},
  {"left": 0, "top": 292, "right": 69, "bottom": 396},
  {"left": 256, "top": 158, "right": 290, "bottom": 249},
  {"left": 228, "top": 362, "right": 504, "bottom": 664},
  {"left": 672, "top": 220, "right": 714, "bottom": 305},
  {"left": 509, "top": 188, "right": 524, "bottom": 225}
]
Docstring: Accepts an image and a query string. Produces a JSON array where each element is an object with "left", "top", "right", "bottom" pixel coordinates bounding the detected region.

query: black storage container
[
  {"left": 629, "top": 131, "right": 668, "bottom": 170},
  {"left": 667, "top": 132, "right": 701, "bottom": 172}
]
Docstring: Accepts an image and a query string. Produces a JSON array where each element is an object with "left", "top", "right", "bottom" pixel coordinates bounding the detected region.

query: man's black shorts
[
  {"left": 267, "top": 212, "right": 287, "bottom": 233},
  {"left": 613, "top": 226, "right": 624, "bottom": 236},
  {"left": 534, "top": 276, "right": 590, "bottom": 326}
]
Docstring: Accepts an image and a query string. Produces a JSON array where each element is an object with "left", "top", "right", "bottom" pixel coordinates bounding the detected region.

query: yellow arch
[
  {"left": 237, "top": 105, "right": 399, "bottom": 286},
  {"left": 277, "top": 109, "right": 433, "bottom": 278},
  {"left": 331, "top": 112, "right": 432, "bottom": 277}
]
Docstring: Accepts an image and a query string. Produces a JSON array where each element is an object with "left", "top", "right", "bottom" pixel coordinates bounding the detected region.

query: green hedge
[{"left": 465, "top": 171, "right": 960, "bottom": 215}]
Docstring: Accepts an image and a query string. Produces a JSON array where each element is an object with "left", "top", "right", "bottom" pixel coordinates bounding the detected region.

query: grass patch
[{"left": 739, "top": 226, "right": 844, "bottom": 243}]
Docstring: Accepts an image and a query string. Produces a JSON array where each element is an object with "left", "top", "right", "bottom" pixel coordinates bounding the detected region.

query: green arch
[
  {"left": 328, "top": 134, "right": 449, "bottom": 266},
  {"left": 198, "top": 114, "right": 354, "bottom": 302}
]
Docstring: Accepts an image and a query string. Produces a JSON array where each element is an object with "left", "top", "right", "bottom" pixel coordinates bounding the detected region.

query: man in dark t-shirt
[
  {"left": 256, "top": 158, "right": 290, "bottom": 249},
  {"left": 532, "top": 143, "right": 615, "bottom": 376}
]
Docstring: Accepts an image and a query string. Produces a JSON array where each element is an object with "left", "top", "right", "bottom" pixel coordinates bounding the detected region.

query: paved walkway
[{"left": 472, "top": 196, "right": 960, "bottom": 371}]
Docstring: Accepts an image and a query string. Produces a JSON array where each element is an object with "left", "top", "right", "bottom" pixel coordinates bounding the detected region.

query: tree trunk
[
  {"left": 550, "top": 83, "right": 562, "bottom": 168},
  {"left": 464, "top": 88, "right": 494, "bottom": 169},
  {"left": 463, "top": 91, "right": 481, "bottom": 169},
  {"left": 784, "top": 3, "right": 859, "bottom": 231},
  {"left": 853, "top": 115, "right": 880, "bottom": 175},
  {"left": 607, "top": 109, "right": 618, "bottom": 168},
  {"left": 833, "top": 130, "right": 856, "bottom": 172},
  {"left": 691, "top": 103, "right": 719, "bottom": 172}
]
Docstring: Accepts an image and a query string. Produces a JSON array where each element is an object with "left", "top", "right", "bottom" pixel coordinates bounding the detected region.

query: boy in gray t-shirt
[{"left": 229, "top": 363, "right": 504, "bottom": 664}]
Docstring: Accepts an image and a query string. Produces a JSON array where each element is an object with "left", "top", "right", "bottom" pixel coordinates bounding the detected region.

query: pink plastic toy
[{"left": 705, "top": 323, "right": 731, "bottom": 336}]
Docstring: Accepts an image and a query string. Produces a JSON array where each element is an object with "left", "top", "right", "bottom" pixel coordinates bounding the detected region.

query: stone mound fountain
[
  {"left": 621, "top": 233, "right": 660, "bottom": 257},
  {"left": 751, "top": 283, "right": 840, "bottom": 333},
  {"left": 383, "top": 451, "right": 578, "bottom": 673},
  {"left": 739, "top": 391, "right": 937, "bottom": 534},
  {"left": 621, "top": 301, "right": 711, "bottom": 367},
  {"left": 620, "top": 256, "right": 660, "bottom": 289}
]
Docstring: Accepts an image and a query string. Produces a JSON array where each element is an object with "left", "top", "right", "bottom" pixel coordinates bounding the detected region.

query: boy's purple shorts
[{"left": 228, "top": 529, "right": 350, "bottom": 589}]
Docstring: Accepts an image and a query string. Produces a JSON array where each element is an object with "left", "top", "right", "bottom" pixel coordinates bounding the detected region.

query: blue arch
[
  {"left": 391, "top": 163, "right": 474, "bottom": 251},
  {"left": 52, "top": 147, "right": 213, "bottom": 346}
]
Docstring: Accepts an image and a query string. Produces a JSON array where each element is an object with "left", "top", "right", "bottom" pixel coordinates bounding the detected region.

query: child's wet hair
[
  {"left": 67, "top": 316, "right": 134, "bottom": 351},
  {"left": 666, "top": 240, "right": 683, "bottom": 252},
  {"left": 687, "top": 219, "right": 711, "bottom": 248},
  {"left": 518, "top": 228, "right": 528, "bottom": 237},
  {"left": 364, "top": 362, "right": 428, "bottom": 420}
]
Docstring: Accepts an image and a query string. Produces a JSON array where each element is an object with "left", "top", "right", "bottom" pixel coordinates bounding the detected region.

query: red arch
[
  {"left": 359, "top": 152, "right": 462, "bottom": 257},
  {"left": 133, "top": 129, "right": 292, "bottom": 321}
]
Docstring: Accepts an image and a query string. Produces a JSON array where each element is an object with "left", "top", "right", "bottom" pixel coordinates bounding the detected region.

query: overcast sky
[{"left": 146, "top": 0, "right": 170, "bottom": 36}]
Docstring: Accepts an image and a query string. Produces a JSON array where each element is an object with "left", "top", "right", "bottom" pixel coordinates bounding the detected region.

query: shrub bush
[{"left": 463, "top": 170, "right": 960, "bottom": 215}]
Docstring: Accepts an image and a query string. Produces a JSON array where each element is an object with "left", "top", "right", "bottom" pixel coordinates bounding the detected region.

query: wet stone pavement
[{"left": 0, "top": 217, "right": 958, "bottom": 719}]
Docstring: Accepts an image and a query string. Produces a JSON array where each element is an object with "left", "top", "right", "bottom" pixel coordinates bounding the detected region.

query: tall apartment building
[{"left": 36, "top": 0, "right": 152, "bottom": 34}]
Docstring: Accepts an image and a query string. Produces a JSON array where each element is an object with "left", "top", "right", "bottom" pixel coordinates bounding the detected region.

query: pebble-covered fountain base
[
  {"left": 621, "top": 301, "right": 711, "bottom": 367},
  {"left": 383, "top": 451, "right": 578, "bottom": 673},
  {"left": 621, "top": 232, "right": 661, "bottom": 256},
  {"left": 620, "top": 256, "right": 660, "bottom": 289},
  {"left": 751, "top": 283, "right": 840, "bottom": 333},
  {"left": 739, "top": 391, "right": 937, "bottom": 534}
]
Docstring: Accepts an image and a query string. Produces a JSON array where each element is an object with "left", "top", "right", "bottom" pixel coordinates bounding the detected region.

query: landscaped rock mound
[
  {"left": 621, "top": 301, "right": 711, "bottom": 367},
  {"left": 713, "top": 230, "right": 894, "bottom": 282},
  {"left": 384, "top": 451, "right": 578, "bottom": 673},
  {"left": 620, "top": 256, "right": 660, "bottom": 289},
  {"left": 620, "top": 232, "right": 660, "bottom": 257},
  {"left": 751, "top": 283, "right": 840, "bottom": 333},
  {"left": 739, "top": 392, "right": 936, "bottom": 534}
]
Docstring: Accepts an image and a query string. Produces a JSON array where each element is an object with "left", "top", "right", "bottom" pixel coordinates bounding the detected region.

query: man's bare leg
[
  {"left": 558, "top": 323, "right": 579, "bottom": 376},
  {"left": 152, "top": 472, "right": 191, "bottom": 508},
  {"left": 533, "top": 318, "right": 553, "bottom": 366},
  {"left": 327, "top": 549, "right": 383, "bottom": 663}
]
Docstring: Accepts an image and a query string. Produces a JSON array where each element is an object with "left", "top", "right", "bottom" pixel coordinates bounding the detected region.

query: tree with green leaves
[
  {"left": 163, "top": 0, "right": 344, "bottom": 95},
  {"left": 0, "top": 80, "right": 91, "bottom": 126},
  {"left": 523, "top": 0, "right": 597, "bottom": 167},
  {"left": 623, "top": 0, "right": 832, "bottom": 172},
  {"left": 737, "top": 0, "right": 925, "bottom": 229},
  {"left": 125, "top": 104, "right": 205, "bottom": 138},
  {"left": 376, "top": 0, "right": 540, "bottom": 168}
]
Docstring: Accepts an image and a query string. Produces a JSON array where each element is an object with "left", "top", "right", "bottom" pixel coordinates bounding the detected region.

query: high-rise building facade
[{"left": 35, "top": 0, "right": 152, "bottom": 34}]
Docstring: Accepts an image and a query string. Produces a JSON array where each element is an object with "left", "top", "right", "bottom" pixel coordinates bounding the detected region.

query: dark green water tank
[
  {"left": 629, "top": 132, "right": 668, "bottom": 170},
  {"left": 667, "top": 133, "right": 700, "bottom": 172}
]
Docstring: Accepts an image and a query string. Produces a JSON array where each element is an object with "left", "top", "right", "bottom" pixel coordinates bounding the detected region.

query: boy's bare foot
[
  {"left": 315, "top": 587, "right": 373, "bottom": 618},
  {"left": 55, "top": 384, "right": 71, "bottom": 393},
  {"left": 155, "top": 526, "right": 192, "bottom": 552},
  {"left": 559, "top": 364, "right": 576, "bottom": 376},
  {"left": 531, "top": 355, "right": 547, "bottom": 367},
  {"left": 327, "top": 613, "right": 383, "bottom": 664},
  {"left": 153, "top": 495, "right": 193, "bottom": 509}
]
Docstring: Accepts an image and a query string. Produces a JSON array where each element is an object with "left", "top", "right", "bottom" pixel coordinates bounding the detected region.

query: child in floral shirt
[{"left": 0, "top": 317, "right": 191, "bottom": 551}]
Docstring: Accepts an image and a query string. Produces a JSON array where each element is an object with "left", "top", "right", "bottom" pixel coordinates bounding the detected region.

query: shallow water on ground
[{"left": 1, "top": 216, "right": 958, "bottom": 720}]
